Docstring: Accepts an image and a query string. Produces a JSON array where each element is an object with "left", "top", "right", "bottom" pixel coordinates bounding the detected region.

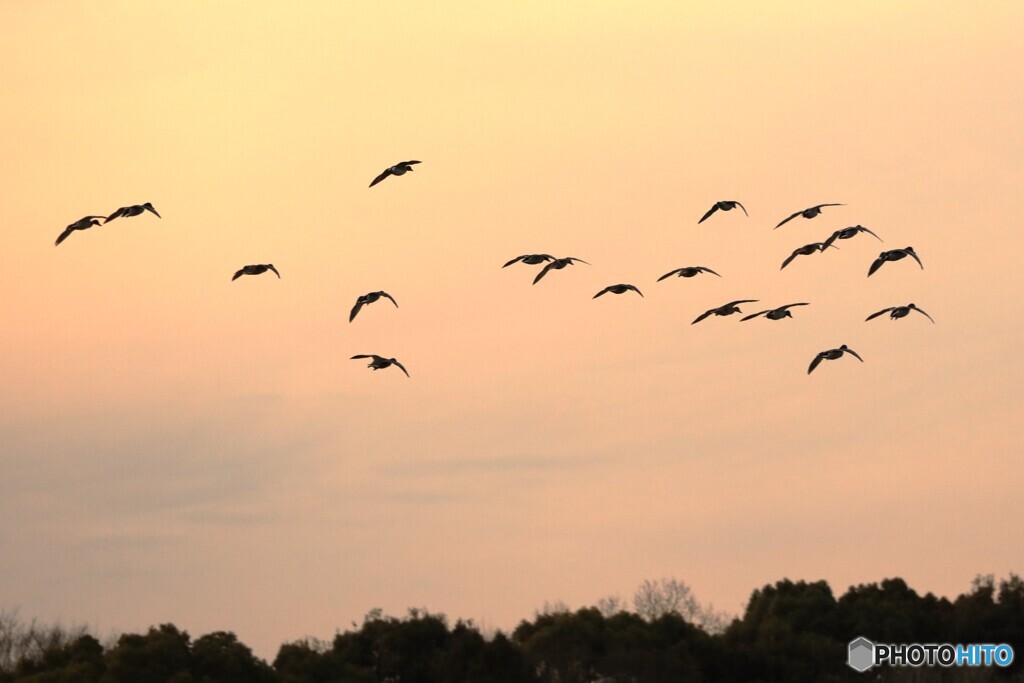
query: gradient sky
[{"left": 1, "top": 0, "right": 1022, "bottom": 659}]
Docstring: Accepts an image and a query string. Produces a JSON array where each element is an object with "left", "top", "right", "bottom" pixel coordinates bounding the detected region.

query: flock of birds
[{"left": 54, "top": 163, "right": 931, "bottom": 377}]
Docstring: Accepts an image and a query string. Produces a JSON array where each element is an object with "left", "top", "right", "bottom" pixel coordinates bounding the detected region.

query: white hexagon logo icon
[{"left": 848, "top": 636, "right": 875, "bottom": 672}]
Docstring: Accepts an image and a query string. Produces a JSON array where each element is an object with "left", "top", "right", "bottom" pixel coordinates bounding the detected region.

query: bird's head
[
  {"left": 839, "top": 344, "right": 849, "bottom": 350},
  {"left": 782, "top": 310, "right": 793, "bottom": 318}
]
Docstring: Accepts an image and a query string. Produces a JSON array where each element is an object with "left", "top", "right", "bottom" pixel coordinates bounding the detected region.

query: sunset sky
[{"left": 1, "top": 0, "right": 1022, "bottom": 659}]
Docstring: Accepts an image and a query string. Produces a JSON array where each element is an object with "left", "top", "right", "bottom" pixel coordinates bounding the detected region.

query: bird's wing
[
  {"left": 502, "top": 255, "right": 525, "bottom": 267},
  {"left": 699, "top": 266, "right": 722, "bottom": 277},
  {"left": 741, "top": 311, "right": 767, "bottom": 321},
  {"left": 734, "top": 201, "right": 749, "bottom": 216},
  {"left": 567, "top": 257, "right": 591, "bottom": 265},
  {"left": 657, "top": 269, "right": 680, "bottom": 282},
  {"left": 104, "top": 207, "right": 126, "bottom": 223},
  {"left": 349, "top": 299, "right": 365, "bottom": 322},
  {"left": 814, "top": 203, "right": 845, "bottom": 209},
  {"left": 865, "top": 308, "right": 893, "bottom": 321},
  {"left": 808, "top": 354, "right": 824, "bottom": 374},
  {"left": 350, "top": 355, "right": 373, "bottom": 360},
  {"left": 267, "top": 265, "right": 281, "bottom": 278},
  {"left": 368, "top": 169, "right": 391, "bottom": 187},
  {"left": 593, "top": 288, "right": 610, "bottom": 299},
  {"left": 691, "top": 310, "right": 714, "bottom": 325},
  {"left": 774, "top": 210, "right": 802, "bottom": 229},
  {"left": 821, "top": 231, "right": 841, "bottom": 250},
  {"left": 867, "top": 258, "right": 884, "bottom": 277},
  {"left": 907, "top": 250, "right": 924, "bottom": 269},
  {"left": 402, "top": 160, "right": 422, "bottom": 166},
  {"left": 820, "top": 242, "right": 840, "bottom": 251},
  {"left": 913, "top": 307, "right": 935, "bottom": 323},
  {"left": 232, "top": 269, "right": 245, "bottom": 281},
  {"left": 144, "top": 205, "right": 161, "bottom": 218},
  {"left": 533, "top": 262, "right": 556, "bottom": 284},
  {"left": 54, "top": 227, "right": 74, "bottom": 246},
  {"left": 82, "top": 215, "right": 106, "bottom": 220},
  {"left": 780, "top": 252, "right": 799, "bottom": 270},
  {"left": 380, "top": 292, "right": 399, "bottom": 308},
  {"left": 627, "top": 285, "right": 643, "bottom": 297},
  {"left": 781, "top": 302, "right": 810, "bottom": 310},
  {"left": 845, "top": 348, "right": 865, "bottom": 362},
  {"left": 392, "top": 359, "right": 410, "bottom": 377},
  {"left": 860, "top": 226, "right": 883, "bottom": 242},
  {"left": 697, "top": 205, "right": 719, "bottom": 224},
  {"left": 725, "top": 300, "right": 758, "bottom": 307}
]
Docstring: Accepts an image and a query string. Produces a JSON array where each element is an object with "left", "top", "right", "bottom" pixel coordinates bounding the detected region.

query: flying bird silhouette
[
  {"left": 821, "top": 225, "right": 882, "bottom": 250},
  {"left": 593, "top": 284, "right": 643, "bottom": 299},
  {"left": 657, "top": 266, "right": 721, "bottom": 281},
  {"left": 774, "top": 203, "right": 844, "bottom": 229},
  {"left": 503, "top": 254, "right": 555, "bottom": 268},
  {"left": 350, "top": 291, "right": 399, "bottom": 322},
  {"left": 866, "top": 303, "right": 934, "bottom": 323},
  {"left": 808, "top": 344, "right": 863, "bottom": 374},
  {"left": 351, "top": 354, "right": 409, "bottom": 377},
  {"left": 232, "top": 264, "right": 280, "bottom": 281},
  {"left": 104, "top": 203, "right": 160, "bottom": 224},
  {"left": 533, "top": 257, "right": 590, "bottom": 285},
  {"left": 867, "top": 247, "right": 923, "bottom": 277},
  {"left": 692, "top": 300, "right": 758, "bottom": 324},
  {"left": 741, "top": 303, "right": 810, "bottom": 321},
  {"left": 369, "top": 161, "right": 421, "bottom": 188},
  {"left": 781, "top": 242, "right": 837, "bottom": 270},
  {"left": 55, "top": 216, "right": 106, "bottom": 246},
  {"left": 698, "top": 201, "right": 748, "bottom": 224}
]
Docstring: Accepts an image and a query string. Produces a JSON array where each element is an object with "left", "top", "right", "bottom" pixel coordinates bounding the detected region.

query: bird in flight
[
  {"left": 868, "top": 247, "right": 923, "bottom": 277},
  {"left": 369, "top": 161, "right": 421, "bottom": 188},
  {"left": 351, "top": 354, "right": 409, "bottom": 377},
  {"left": 774, "top": 203, "right": 844, "bottom": 229},
  {"left": 533, "top": 257, "right": 590, "bottom": 285},
  {"left": 232, "top": 264, "right": 280, "bottom": 281},
  {"left": 692, "top": 299, "right": 758, "bottom": 324},
  {"left": 821, "top": 225, "right": 882, "bottom": 250},
  {"left": 808, "top": 344, "right": 863, "bottom": 374},
  {"left": 503, "top": 254, "right": 555, "bottom": 268},
  {"left": 698, "top": 201, "right": 748, "bottom": 224},
  {"left": 866, "top": 303, "right": 934, "bottom": 323},
  {"left": 741, "top": 303, "right": 810, "bottom": 321},
  {"left": 55, "top": 216, "right": 106, "bottom": 246},
  {"left": 350, "top": 291, "right": 399, "bottom": 322},
  {"left": 781, "top": 242, "right": 837, "bottom": 270},
  {"left": 104, "top": 203, "right": 161, "bottom": 224},
  {"left": 593, "top": 284, "right": 643, "bottom": 299},
  {"left": 657, "top": 266, "right": 721, "bottom": 281}
]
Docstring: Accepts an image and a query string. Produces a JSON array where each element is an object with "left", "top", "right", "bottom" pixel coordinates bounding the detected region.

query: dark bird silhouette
[
  {"left": 808, "top": 344, "right": 863, "bottom": 374},
  {"left": 868, "top": 247, "right": 923, "bottom": 277},
  {"left": 781, "top": 242, "right": 837, "bottom": 270},
  {"left": 774, "top": 203, "right": 844, "bottom": 229},
  {"left": 104, "top": 203, "right": 160, "bottom": 224},
  {"left": 503, "top": 254, "right": 555, "bottom": 268},
  {"left": 866, "top": 303, "right": 934, "bottom": 323},
  {"left": 369, "top": 161, "right": 421, "bottom": 188},
  {"left": 698, "top": 201, "right": 748, "bottom": 224},
  {"left": 351, "top": 354, "right": 409, "bottom": 377},
  {"left": 55, "top": 216, "right": 105, "bottom": 246},
  {"left": 350, "top": 291, "right": 399, "bottom": 322},
  {"left": 657, "top": 266, "right": 721, "bottom": 281},
  {"left": 232, "top": 264, "right": 280, "bottom": 281},
  {"left": 692, "top": 300, "right": 758, "bottom": 324},
  {"left": 821, "top": 224, "right": 883, "bottom": 250},
  {"left": 533, "top": 257, "right": 590, "bottom": 285},
  {"left": 741, "top": 303, "right": 810, "bottom": 321},
  {"left": 593, "top": 284, "right": 643, "bottom": 299}
]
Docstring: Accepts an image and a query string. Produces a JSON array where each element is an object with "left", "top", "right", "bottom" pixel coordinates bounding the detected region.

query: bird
[
  {"left": 351, "top": 354, "right": 409, "bottom": 377},
  {"left": 774, "top": 203, "right": 844, "bottom": 229},
  {"left": 821, "top": 225, "right": 883, "bottom": 250},
  {"left": 808, "top": 344, "right": 864, "bottom": 374},
  {"left": 741, "top": 303, "right": 810, "bottom": 321},
  {"left": 657, "top": 266, "right": 721, "bottom": 281},
  {"left": 593, "top": 284, "right": 643, "bottom": 299},
  {"left": 103, "top": 203, "right": 160, "bottom": 223},
  {"left": 781, "top": 242, "right": 837, "bottom": 270},
  {"left": 232, "top": 264, "right": 280, "bottom": 281},
  {"left": 868, "top": 247, "right": 923, "bottom": 277},
  {"left": 503, "top": 254, "right": 555, "bottom": 268},
  {"left": 866, "top": 303, "right": 934, "bottom": 323},
  {"left": 369, "top": 161, "right": 421, "bottom": 188},
  {"left": 698, "top": 201, "right": 748, "bottom": 224},
  {"left": 350, "top": 291, "right": 399, "bottom": 322},
  {"left": 55, "top": 216, "right": 106, "bottom": 246},
  {"left": 533, "top": 257, "right": 590, "bottom": 285},
  {"left": 692, "top": 300, "right": 758, "bottom": 324}
]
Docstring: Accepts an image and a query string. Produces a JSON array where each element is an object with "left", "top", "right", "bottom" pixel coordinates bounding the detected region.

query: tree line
[{"left": 2, "top": 574, "right": 1022, "bottom": 682}]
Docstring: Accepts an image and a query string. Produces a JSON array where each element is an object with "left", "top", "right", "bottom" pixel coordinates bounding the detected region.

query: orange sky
[{"left": 1, "top": 0, "right": 1022, "bottom": 659}]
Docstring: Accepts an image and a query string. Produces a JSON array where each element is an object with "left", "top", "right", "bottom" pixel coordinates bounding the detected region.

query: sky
[{"left": 1, "top": 0, "right": 1022, "bottom": 660}]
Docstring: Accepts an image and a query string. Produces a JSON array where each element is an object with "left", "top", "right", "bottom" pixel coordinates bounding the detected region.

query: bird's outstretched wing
[
  {"left": 741, "top": 311, "right": 768, "bottom": 321},
  {"left": 814, "top": 203, "right": 845, "bottom": 209},
  {"left": 626, "top": 285, "right": 643, "bottom": 297},
  {"left": 533, "top": 261, "right": 557, "bottom": 284},
  {"left": 906, "top": 248, "right": 924, "bottom": 269},
  {"left": 503, "top": 255, "right": 526, "bottom": 268},
  {"left": 698, "top": 266, "right": 722, "bottom": 277},
  {"left": 774, "top": 210, "right": 803, "bottom": 229},
  {"left": 725, "top": 299, "right": 758, "bottom": 307},
  {"left": 691, "top": 309, "right": 715, "bottom": 325},
  {"left": 54, "top": 227, "right": 75, "bottom": 246},
  {"left": 781, "top": 302, "right": 810, "bottom": 310},
  {"left": 821, "top": 230, "right": 842, "bottom": 251},
  {"left": 232, "top": 268, "right": 245, "bottom": 281},
  {"left": 808, "top": 354, "right": 825, "bottom": 374},
  {"left": 859, "top": 226, "right": 883, "bottom": 242},
  {"left": 657, "top": 269, "right": 681, "bottom": 282},
  {"left": 267, "top": 265, "right": 281, "bottom": 278},
  {"left": 697, "top": 204, "right": 719, "bottom": 224},
  {"left": 380, "top": 292, "right": 399, "bottom": 308},
  {"left": 913, "top": 307, "right": 935, "bottom": 323},
  {"left": 865, "top": 307, "right": 893, "bottom": 321},
  {"left": 566, "top": 257, "right": 590, "bottom": 265},
  {"left": 867, "top": 257, "right": 885, "bottom": 277},
  {"left": 369, "top": 169, "right": 392, "bottom": 187},
  {"left": 144, "top": 204, "right": 161, "bottom": 218},
  {"left": 349, "top": 299, "right": 365, "bottom": 322},
  {"left": 844, "top": 347, "right": 864, "bottom": 362},
  {"left": 350, "top": 354, "right": 376, "bottom": 360},
  {"left": 733, "top": 201, "right": 749, "bottom": 216},
  {"left": 104, "top": 207, "right": 127, "bottom": 224},
  {"left": 402, "top": 160, "right": 422, "bottom": 166},
  {"left": 780, "top": 251, "right": 800, "bottom": 270},
  {"left": 392, "top": 359, "right": 410, "bottom": 377},
  {"left": 593, "top": 287, "right": 610, "bottom": 299}
]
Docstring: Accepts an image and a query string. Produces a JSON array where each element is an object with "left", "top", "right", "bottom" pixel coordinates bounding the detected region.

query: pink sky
[{"left": 1, "top": 0, "right": 1022, "bottom": 659}]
